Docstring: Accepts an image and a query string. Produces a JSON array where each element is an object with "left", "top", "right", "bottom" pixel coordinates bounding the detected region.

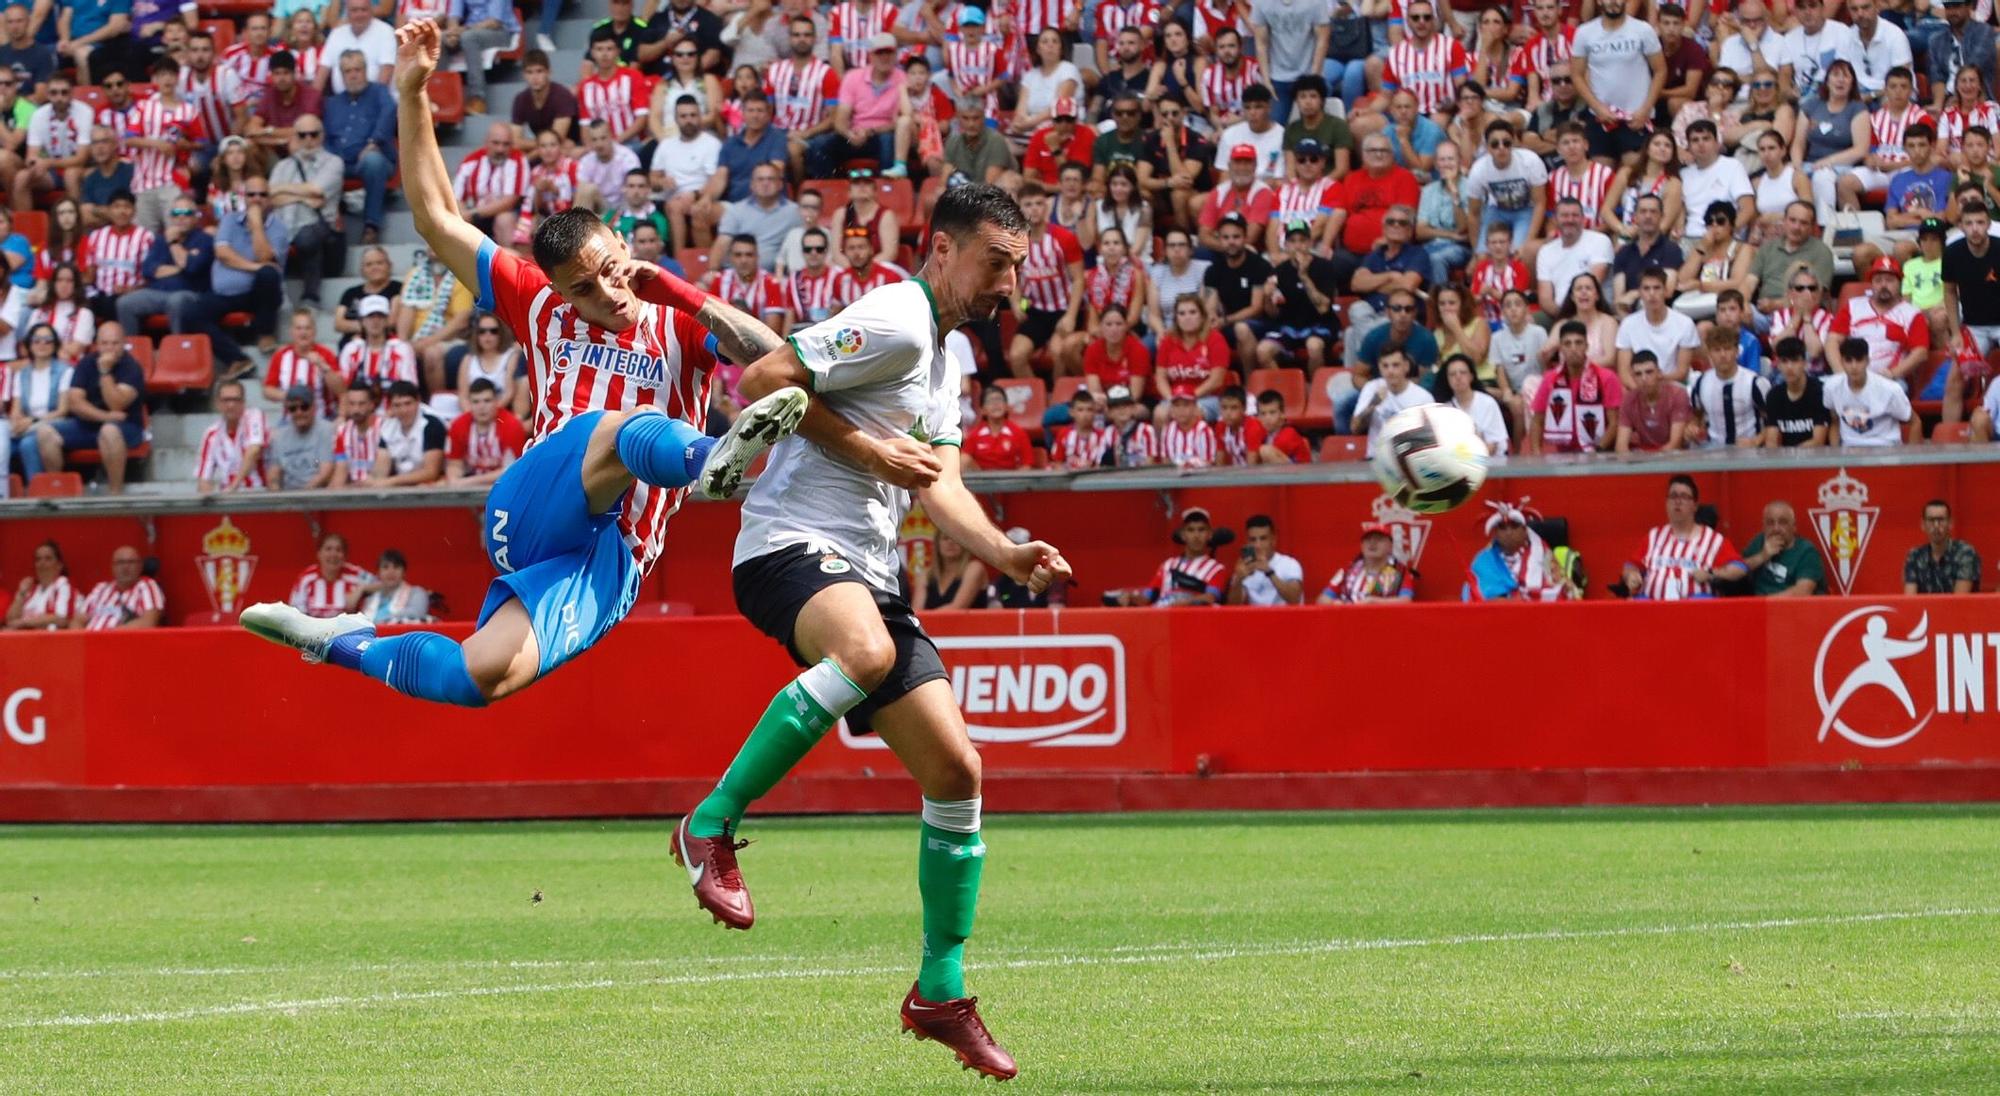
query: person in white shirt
[
  {"left": 17, "top": 74, "right": 94, "bottom": 212},
  {"left": 1438, "top": 354, "right": 1511, "bottom": 454},
  {"left": 1224, "top": 515, "right": 1305, "bottom": 605},
  {"left": 1212, "top": 85, "right": 1286, "bottom": 185},
  {"left": 1353, "top": 346, "right": 1438, "bottom": 457},
  {"left": 1535, "top": 198, "right": 1614, "bottom": 315},
  {"left": 370, "top": 379, "right": 448, "bottom": 485},
  {"left": 1715, "top": 0, "right": 1796, "bottom": 101},
  {"left": 323, "top": 0, "right": 399, "bottom": 87},
  {"left": 1849, "top": 0, "right": 1911, "bottom": 100},
  {"left": 1616, "top": 265, "right": 1701, "bottom": 382},
  {"left": 1676, "top": 120, "right": 1754, "bottom": 240},
  {"left": 1689, "top": 325, "right": 1770, "bottom": 447},
  {"left": 1825, "top": 334, "right": 1913, "bottom": 445},
  {"left": 1783, "top": 0, "right": 1862, "bottom": 98},
  {"left": 652, "top": 94, "right": 724, "bottom": 250}
]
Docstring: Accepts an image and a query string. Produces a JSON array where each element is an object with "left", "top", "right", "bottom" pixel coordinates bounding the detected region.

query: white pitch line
[{"left": 7, "top": 907, "right": 1992, "bottom": 1031}]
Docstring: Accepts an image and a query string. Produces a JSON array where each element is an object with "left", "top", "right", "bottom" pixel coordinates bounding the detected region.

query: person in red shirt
[
  {"left": 1212, "top": 385, "right": 1267, "bottom": 465},
  {"left": 1253, "top": 388, "right": 1311, "bottom": 463},
  {"left": 1022, "top": 97, "right": 1096, "bottom": 185},
  {"left": 1082, "top": 307, "right": 1150, "bottom": 402},
  {"left": 1196, "top": 145, "right": 1279, "bottom": 251},
  {"left": 1049, "top": 386, "right": 1113, "bottom": 469},
  {"left": 963, "top": 386, "right": 1034, "bottom": 470},
  {"left": 1323, "top": 135, "right": 1421, "bottom": 291},
  {"left": 445, "top": 377, "right": 528, "bottom": 486},
  {"left": 1153, "top": 292, "right": 1232, "bottom": 425}
]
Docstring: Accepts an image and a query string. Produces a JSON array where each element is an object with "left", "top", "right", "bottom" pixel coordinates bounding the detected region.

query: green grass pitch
[{"left": 4, "top": 806, "right": 1999, "bottom": 1094}]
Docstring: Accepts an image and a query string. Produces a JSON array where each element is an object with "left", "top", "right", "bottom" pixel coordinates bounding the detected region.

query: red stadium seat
[
  {"left": 27, "top": 472, "right": 84, "bottom": 496},
  {"left": 1296, "top": 367, "right": 1346, "bottom": 433},
  {"left": 1049, "top": 375, "right": 1086, "bottom": 407},
  {"left": 429, "top": 72, "right": 465, "bottom": 126},
  {"left": 1932, "top": 421, "right": 1972, "bottom": 443},
  {"left": 800, "top": 180, "right": 849, "bottom": 213},
  {"left": 5, "top": 473, "right": 19, "bottom": 496},
  {"left": 1837, "top": 282, "right": 1865, "bottom": 306},
  {"left": 645, "top": 600, "right": 696, "bottom": 616},
  {"left": 124, "top": 337, "right": 153, "bottom": 376},
  {"left": 74, "top": 85, "right": 106, "bottom": 114},
  {"left": 198, "top": 18, "right": 234, "bottom": 53},
  {"left": 871, "top": 177, "right": 915, "bottom": 223},
  {"left": 148, "top": 334, "right": 213, "bottom": 394},
  {"left": 499, "top": 11, "right": 527, "bottom": 62},
  {"left": 1319, "top": 435, "right": 1367, "bottom": 462},
  {"left": 1030, "top": 445, "right": 1048, "bottom": 469},
  {"left": 994, "top": 377, "right": 1046, "bottom": 436},
  {"left": 1246, "top": 367, "right": 1306, "bottom": 412},
  {"left": 675, "top": 248, "right": 712, "bottom": 282},
  {"left": 12, "top": 209, "right": 46, "bottom": 249}
]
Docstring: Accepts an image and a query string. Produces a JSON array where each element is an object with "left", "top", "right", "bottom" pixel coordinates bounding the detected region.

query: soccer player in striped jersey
[
  {"left": 241, "top": 19, "right": 808, "bottom": 708},
  {"left": 674, "top": 183, "right": 1071, "bottom": 1081}
]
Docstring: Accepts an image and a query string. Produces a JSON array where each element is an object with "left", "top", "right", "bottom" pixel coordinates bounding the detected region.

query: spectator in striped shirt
[
  {"left": 290, "top": 532, "right": 373, "bottom": 619},
  {"left": 1635, "top": 474, "right": 1745, "bottom": 600},
  {"left": 1111, "top": 507, "right": 1226, "bottom": 606},
  {"left": 71, "top": 545, "right": 164, "bottom": 630},
  {"left": 80, "top": 190, "right": 155, "bottom": 321},
  {"left": 1161, "top": 384, "right": 1218, "bottom": 467},
  {"left": 5, "top": 539, "right": 73, "bottom": 631},
  {"left": 1318, "top": 524, "right": 1416, "bottom": 603},
  {"left": 195, "top": 379, "right": 269, "bottom": 492}
]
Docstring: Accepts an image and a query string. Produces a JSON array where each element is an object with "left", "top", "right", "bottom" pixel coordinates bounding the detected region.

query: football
[{"left": 1371, "top": 404, "right": 1492, "bottom": 514}]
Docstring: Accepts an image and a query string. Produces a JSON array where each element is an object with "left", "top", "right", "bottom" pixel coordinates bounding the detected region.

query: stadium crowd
[{"left": 3, "top": 0, "right": 2000, "bottom": 495}]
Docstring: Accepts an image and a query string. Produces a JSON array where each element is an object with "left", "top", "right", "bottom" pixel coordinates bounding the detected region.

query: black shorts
[
  {"left": 1016, "top": 308, "right": 1064, "bottom": 346},
  {"left": 732, "top": 543, "right": 947, "bottom": 734},
  {"left": 1584, "top": 117, "right": 1650, "bottom": 162}
]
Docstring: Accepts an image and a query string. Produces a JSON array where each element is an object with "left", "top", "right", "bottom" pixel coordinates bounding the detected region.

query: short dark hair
[
  {"left": 469, "top": 377, "right": 499, "bottom": 397},
  {"left": 1639, "top": 265, "right": 1668, "bottom": 285},
  {"left": 1775, "top": 336, "right": 1806, "bottom": 360},
  {"left": 1245, "top": 514, "right": 1274, "bottom": 533},
  {"left": 1242, "top": 83, "right": 1273, "bottom": 104},
  {"left": 151, "top": 55, "right": 180, "bottom": 78},
  {"left": 379, "top": 548, "right": 408, "bottom": 569},
  {"left": 524, "top": 49, "right": 550, "bottom": 69},
  {"left": 1667, "top": 474, "right": 1698, "bottom": 500},
  {"left": 385, "top": 379, "right": 421, "bottom": 402},
  {"left": 269, "top": 50, "right": 297, "bottom": 72},
  {"left": 930, "top": 182, "right": 1028, "bottom": 247},
  {"left": 1840, "top": 335, "right": 1870, "bottom": 362},
  {"left": 1219, "top": 384, "right": 1248, "bottom": 404},
  {"left": 730, "top": 232, "right": 759, "bottom": 250},
  {"left": 1256, "top": 389, "right": 1285, "bottom": 409},
  {"left": 737, "top": 88, "right": 769, "bottom": 106},
  {"left": 1905, "top": 122, "right": 1936, "bottom": 144},
  {"left": 1293, "top": 74, "right": 1327, "bottom": 98},
  {"left": 1484, "top": 119, "right": 1516, "bottom": 140},
  {"left": 1686, "top": 119, "right": 1718, "bottom": 141},
  {"left": 1925, "top": 499, "right": 1951, "bottom": 517},
  {"left": 1631, "top": 350, "right": 1659, "bottom": 367},
  {"left": 623, "top": 168, "right": 649, "bottom": 184},
  {"left": 109, "top": 189, "right": 135, "bottom": 206},
  {"left": 802, "top": 226, "right": 828, "bottom": 246},
  {"left": 1559, "top": 320, "right": 1588, "bottom": 340},
  {"left": 1659, "top": 2, "right": 1686, "bottom": 16},
  {"left": 674, "top": 94, "right": 700, "bottom": 112},
  {"left": 1069, "top": 387, "right": 1095, "bottom": 405},
  {"left": 532, "top": 208, "right": 614, "bottom": 276}
]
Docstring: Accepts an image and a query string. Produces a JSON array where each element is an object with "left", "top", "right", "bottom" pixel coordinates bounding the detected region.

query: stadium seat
[
  {"left": 6, "top": 473, "right": 21, "bottom": 496},
  {"left": 871, "top": 177, "right": 915, "bottom": 224},
  {"left": 1296, "top": 368, "right": 1346, "bottom": 433},
  {"left": 800, "top": 180, "right": 850, "bottom": 214},
  {"left": 1049, "top": 376, "right": 1086, "bottom": 407},
  {"left": 27, "top": 472, "right": 84, "bottom": 497},
  {"left": 149, "top": 334, "right": 213, "bottom": 394},
  {"left": 429, "top": 72, "right": 465, "bottom": 127},
  {"left": 1837, "top": 281, "right": 1865, "bottom": 306},
  {"left": 124, "top": 337, "right": 153, "bottom": 376},
  {"left": 69, "top": 405, "right": 149, "bottom": 467},
  {"left": 198, "top": 18, "right": 234, "bottom": 52},
  {"left": 1932, "top": 421, "right": 1972, "bottom": 443},
  {"left": 74, "top": 85, "right": 106, "bottom": 114},
  {"left": 994, "top": 377, "right": 1046, "bottom": 436},
  {"left": 1319, "top": 435, "right": 1367, "bottom": 461},
  {"left": 675, "top": 248, "right": 712, "bottom": 282},
  {"left": 1247, "top": 367, "right": 1306, "bottom": 411},
  {"left": 13, "top": 209, "right": 46, "bottom": 249}
]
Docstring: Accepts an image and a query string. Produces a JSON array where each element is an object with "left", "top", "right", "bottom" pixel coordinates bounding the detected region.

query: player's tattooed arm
[{"left": 696, "top": 297, "right": 787, "bottom": 367}]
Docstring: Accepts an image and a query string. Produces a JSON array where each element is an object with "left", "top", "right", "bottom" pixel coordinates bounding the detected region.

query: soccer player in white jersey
[
  {"left": 239, "top": 20, "right": 808, "bottom": 707},
  {"left": 672, "top": 184, "right": 1071, "bottom": 1081}
]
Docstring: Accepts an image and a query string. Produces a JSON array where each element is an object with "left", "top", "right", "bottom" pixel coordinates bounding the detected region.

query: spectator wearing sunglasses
[
  {"left": 268, "top": 386, "right": 337, "bottom": 491},
  {"left": 1749, "top": 201, "right": 1834, "bottom": 319},
  {"left": 268, "top": 113, "right": 344, "bottom": 308},
  {"left": 248, "top": 51, "right": 324, "bottom": 152},
  {"left": 113, "top": 193, "right": 212, "bottom": 342},
  {"left": 1522, "top": 61, "right": 1591, "bottom": 168}
]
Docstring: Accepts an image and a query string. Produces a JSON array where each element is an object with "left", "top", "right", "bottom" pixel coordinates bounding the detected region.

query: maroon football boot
[
  {"left": 900, "top": 982, "right": 1019, "bottom": 1081},
  {"left": 670, "top": 814, "right": 754, "bottom": 930}
]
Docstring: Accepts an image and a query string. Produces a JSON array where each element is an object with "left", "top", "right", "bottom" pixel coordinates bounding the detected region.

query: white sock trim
[
  {"left": 922, "top": 796, "right": 982, "bottom": 834},
  {"left": 797, "top": 658, "right": 868, "bottom": 716}
]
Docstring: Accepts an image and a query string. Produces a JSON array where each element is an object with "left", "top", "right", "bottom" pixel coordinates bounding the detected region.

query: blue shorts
[
  {"left": 51, "top": 416, "right": 144, "bottom": 451},
  {"left": 477, "top": 411, "right": 642, "bottom": 677}
]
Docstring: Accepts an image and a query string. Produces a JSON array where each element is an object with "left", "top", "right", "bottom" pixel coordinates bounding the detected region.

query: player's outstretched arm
[
  {"left": 918, "top": 445, "right": 1071, "bottom": 594},
  {"left": 393, "top": 19, "right": 486, "bottom": 290}
]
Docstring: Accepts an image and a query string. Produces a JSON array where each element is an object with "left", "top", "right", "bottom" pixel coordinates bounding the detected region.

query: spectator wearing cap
[
  {"left": 1214, "top": 84, "right": 1285, "bottom": 185},
  {"left": 1830, "top": 257, "right": 1930, "bottom": 388},
  {"left": 1259, "top": 222, "right": 1338, "bottom": 371},
  {"left": 1353, "top": 345, "right": 1438, "bottom": 457},
  {"left": 1113, "top": 507, "right": 1227, "bottom": 606},
  {"left": 815, "top": 33, "right": 911, "bottom": 178},
  {"left": 1929, "top": 1, "right": 1994, "bottom": 117},
  {"left": 1325, "top": 134, "right": 1421, "bottom": 293},
  {"left": 371, "top": 380, "right": 447, "bottom": 488},
  {"left": 1226, "top": 515, "right": 1305, "bottom": 605},
  {"left": 1344, "top": 204, "right": 1432, "bottom": 369},
  {"left": 1826, "top": 334, "right": 1915, "bottom": 445},
  {"left": 1023, "top": 97, "right": 1095, "bottom": 186},
  {"left": 1464, "top": 499, "right": 1580, "bottom": 602},
  {"left": 33, "top": 322, "right": 145, "bottom": 494},
  {"left": 1283, "top": 76, "right": 1354, "bottom": 181},
  {"left": 1200, "top": 217, "right": 1275, "bottom": 374},
  {"left": 1106, "top": 382, "right": 1161, "bottom": 466},
  {"left": 1904, "top": 499, "right": 1982, "bottom": 594},
  {"left": 1162, "top": 384, "right": 1219, "bottom": 467},
  {"left": 1197, "top": 148, "right": 1279, "bottom": 253},
  {"left": 1318, "top": 524, "right": 1415, "bottom": 604},
  {"left": 71, "top": 545, "right": 163, "bottom": 630},
  {"left": 268, "top": 384, "right": 338, "bottom": 490},
  {"left": 1740, "top": 501, "right": 1825, "bottom": 597},
  {"left": 248, "top": 51, "right": 324, "bottom": 152},
  {"left": 1050, "top": 386, "right": 1114, "bottom": 469},
  {"left": 339, "top": 293, "right": 421, "bottom": 389},
  {"left": 1271, "top": 139, "right": 1336, "bottom": 258},
  {"left": 114, "top": 192, "right": 212, "bottom": 340},
  {"left": 965, "top": 386, "right": 1034, "bottom": 471},
  {"left": 1903, "top": 217, "right": 1948, "bottom": 339}
]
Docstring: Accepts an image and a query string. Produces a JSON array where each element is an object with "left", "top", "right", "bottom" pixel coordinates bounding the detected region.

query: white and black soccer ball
[{"left": 1370, "top": 404, "right": 1490, "bottom": 515}]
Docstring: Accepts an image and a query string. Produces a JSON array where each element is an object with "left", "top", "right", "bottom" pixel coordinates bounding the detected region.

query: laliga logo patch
[
  {"left": 831, "top": 327, "right": 866, "bottom": 356},
  {"left": 1813, "top": 605, "right": 1934, "bottom": 749}
]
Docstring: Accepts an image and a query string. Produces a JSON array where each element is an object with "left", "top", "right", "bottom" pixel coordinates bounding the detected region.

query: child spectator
[
  {"left": 965, "top": 386, "right": 1034, "bottom": 471},
  {"left": 1109, "top": 507, "right": 1226, "bottom": 606},
  {"left": 1105, "top": 384, "right": 1160, "bottom": 467},
  {"left": 1711, "top": 289, "right": 1765, "bottom": 376},
  {"left": 1253, "top": 389, "right": 1312, "bottom": 463},
  {"left": 1161, "top": 386, "right": 1218, "bottom": 468},
  {"left": 1469, "top": 223, "right": 1532, "bottom": 328},
  {"left": 1905, "top": 218, "right": 1949, "bottom": 337},
  {"left": 353, "top": 548, "right": 432, "bottom": 624},
  {"left": 1761, "top": 338, "right": 1832, "bottom": 447},
  {"left": 1488, "top": 289, "right": 1547, "bottom": 436},
  {"left": 1213, "top": 386, "right": 1265, "bottom": 466},
  {"left": 1082, "top": 308, "right": 1149, "bottom": 404},
  {"left": 1317, "top": 524, "right": 1415, "bottom": 603},
  {"left": 1050, "top": 387, "right": 1113, "bottom": 469}
]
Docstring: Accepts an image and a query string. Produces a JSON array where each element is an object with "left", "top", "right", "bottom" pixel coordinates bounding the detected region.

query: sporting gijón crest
[{"left": 1808, "top": 468, "right": 1878, "bottom": 596}]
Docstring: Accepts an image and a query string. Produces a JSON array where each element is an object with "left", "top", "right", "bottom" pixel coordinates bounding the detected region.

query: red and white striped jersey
[
  {"left": 178, "top": 64, "right": 249, "bottom": 144},
  {"left": 265, "top": 344, "right": 340, "bottom": 418},
  {"left": 1870, "top": 102, "right": 1934, "bottom": 164},
  {"left": 454, "top": 150, "right": 531, "bottom": 208},
  {"left": 1191, "top": 0, "right": 1244, "bottom": 39},
  {"left": 1512, "top": 27, "right": 1574, "bottom": 88},
  {"left": 1050, "top": 422, "right": 1111, "bottom": 468},
  {"left": 521, "top": 156, "right": 580, "bottom": 219},
  {"left": 447, "top": 411, "right": 528, "bottom": 474},
  {"left": 1637, "top": 522, "right": 1741, "bottom": 600},
  {"left": 830, "top": 259, "right": 907, "bottom": 307},
  {"left": 943, "top": 40, "right": 1006, "bottom": 111},
  {"left": 17, "top": 575, "right": 74, "bottom": 624},
  {"left": 1214, "top": 417, "right": 1264, "bottom": 465},
  {"left": 482, "top": 245, "right": 716, "bottom": 570},
  {"left": 1200, "top": 57, "right": 1263, "bottom": 119},
  {"left": 782, "top": 266, "right": 840, "bottom": 324},
  {"left": 338, "top": 337, "right": 419, "bottom": 388},
  {"left": 1110, "top": 420, "right": 1159, "bottom": 466},
  {"left": 196, "top": 409, "right": 269, "bottom": 489},
  {"left": 398, "top": 0, "right": 451, "bottom": 19},
  {"left": 125, "top": 95, "right": 204, "bottom": 192},
  {"left": 1383, "top": 35, "right": 1471, "bottom": 115},
  {"left": 1019, "top": 225, "right": 1082, "bottom": 312},
  {"left": 1151, "top": 551, "right": 1226, "bottom": 599},
  {"left": 1095, "top": 0, "right": 1159, "bottom": 41},
  {"left": 828, "top": 0, "right": 899, "bottom": 68},
  {"left": 291, "top": 42, "right": 327, "bottom": 87},
  {"left": 94, "top": 99, "right": 143, "bottom": 156},
  {"left": 221, "top": 43, "right": 276, "bottom": 95},
  {"left": 1471, "top": 258, "right": 1531, "bottom": 327},
  {"left": 1937, "top": 100, "right": 2000, "bottom": 157},
  {"left": 577, "top": 67, "right": 649, "bottom": 137},
  {"left": 1324, "top": 558, "right": 1411, "bottom": 602},
  {"left": 76, "top": 577, "right": 164, "bottom": 630},
  {"left": 80, "top": 224, "right": 155, "bottom": 295},
  {"left": 333, "top": 413, "right": 382, "bottom": 482},
  {"left": 1767, "top": 305, "right": 1834, "bottom": 353},
  {"left": 1550, "top": 160, "right": 1614, "bottom": 228},
  {"left": 1162, "top": 419, "right": 1218, "bottom": 467},
  {"left": 709, "top": 267, "right": 787, "bottom": 317},
  {"left": 1276, "top": 176, "right": 1334, "bottom": 221},
  {"left": 27, "top": 100, "right": 93, "bottom": 157},
  {"left": 289, "top": 563, "right": 371, "bottom": 619},
  {"left": 1009, "top": 0, "right": 1077, "bottom": 38},
  {"left": 765, "top": 57, "right": 841, "bottom": 132},
  {"left": 30, "top": 300, "right": 95, "bottom": 349}
]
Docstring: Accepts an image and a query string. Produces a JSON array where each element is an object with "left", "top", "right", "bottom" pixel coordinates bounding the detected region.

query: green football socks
[
  {"left": 917, "top": 798, "right": 986, "bottom": 1002},
  {"left": 688, "top": 659, "right": 867, "bottom": 838}
]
